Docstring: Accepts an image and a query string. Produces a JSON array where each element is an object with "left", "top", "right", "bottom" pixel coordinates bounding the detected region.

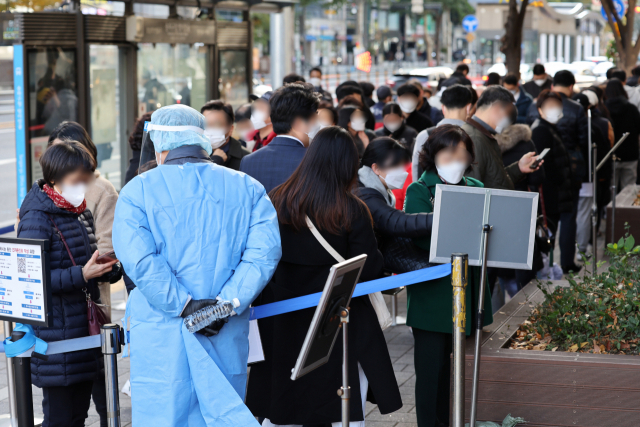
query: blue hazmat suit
[{"left": 112, "top": 105, "right": 282, "bottom": 426}]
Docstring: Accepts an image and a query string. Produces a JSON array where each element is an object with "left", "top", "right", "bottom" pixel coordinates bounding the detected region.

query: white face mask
[
  {"left": 318, "top": 120, "right": 332, "bottom": 129},
  {"left": 250, "top": 110, "right": 268, "bottom": 130},
  {"left": 495, "top": 116, "right": 512, "bottom": 134},
  {"left": 306, "top": 121, "right": 321, "bottom": 141},
  {"left": 204, "top": 128, "right": 228, "bottom": 149},
  {"left": 398, "top": 98, "right": 418, "bottom": 114},
  {"left": 534, "top": 79, "right": 546, "bottom": 86},
  {"left": 309, "top": 77, "right": 322, "bottom": 87},
  {"left": 382, "top": 167, "right": 409, "bottom": 190},
  {"left": 351, "top": 118, "right": 366, "bottom": 132},
  {"left": 543, "top": 107, "right": 563, "bottom": 124},
  {"left": 59, "top": 183, "right": 87, "bottom": 207},
  {"left": 436, "top": 161, "right": 467, "bottom": 184},
  {"left": 384, "top": 120, "right": 402, "bottom": 133},
  {"left": 239, "top": 129, "right": 253, "bottom": 142}
]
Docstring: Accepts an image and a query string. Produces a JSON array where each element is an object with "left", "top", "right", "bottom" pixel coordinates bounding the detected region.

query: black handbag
[{"left": 381, "top": 235, "right": 432, "bottom": 274}]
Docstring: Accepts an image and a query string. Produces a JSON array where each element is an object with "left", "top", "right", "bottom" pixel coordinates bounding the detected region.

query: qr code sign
[{"left": 17, "top": 257, "right": 26, "bottom": 273}]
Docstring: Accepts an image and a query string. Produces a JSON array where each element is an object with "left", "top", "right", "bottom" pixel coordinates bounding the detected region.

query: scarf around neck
[
  {"left": 358, "top": 166, "right": 396, "bottom": 207},
  {"left": 43, "top": 183, "right": 86, "bottom": 215}
]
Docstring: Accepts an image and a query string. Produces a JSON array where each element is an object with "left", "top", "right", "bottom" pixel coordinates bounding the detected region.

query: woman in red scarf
[{"left": 17, "top": 141, "right": 117, "bottom": 427}]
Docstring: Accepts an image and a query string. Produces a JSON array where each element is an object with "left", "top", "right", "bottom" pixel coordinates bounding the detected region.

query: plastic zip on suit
[{"left": 112, "top": 161, "right": 281, "bottom": 426}]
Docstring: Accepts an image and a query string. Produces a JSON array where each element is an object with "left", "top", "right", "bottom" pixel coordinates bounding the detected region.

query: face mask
[
  {"left": 251, "top": 110, "right": 268, "bottom": 130},
  {"left": 398, "top": 99, "right": 418, "bottom": 114},
  {"left": 509, "top": 89, "right": 517, "bottom": 96},
  {"left": 306, "top": 121, "right": 321, "bottom": 141},
  {"left": 543, "top": 108, "right": 563, "bottom": 124},
  {"left": 204, "top": 128, "right": 227, "bottom": 149},
  {"left": 383, "top": 167, "right": 409, "bottom": 190},
  {"left": 309, "top": 77, "right": 322, "bottom": 87},
  {"left": 384, "top": 121, "right": 402, "bottom": 133},
  {"left": 60, "top": 183, "right": 87, "bottom": 207},
  {"left": 495, "top": 116, "right": 512, "bottom": 134},
  {"left": 436, "top": 161, "right": 467, "bottom": 184},
  {"left": 318, "top": 120, "right": 332, "bottom": 129},
  {"left": 351, "top": 118, "right": 366, "bottom": 132},
  {"left": 240, "top": 129, "right": 253, "bottom": 142},
  {"left": 534, "top": 79, "right": 546, "bottom": 86}
]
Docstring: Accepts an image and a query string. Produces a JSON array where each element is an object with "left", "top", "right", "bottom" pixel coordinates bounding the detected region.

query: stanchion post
[
  {"left": 591, "top": 140, "right": 598, "bottom": 273},
  {"left": 4, "top": 321, "right": 17, "bottom": 427},
  {"left": 391, "top": 294, "right": 397, "bottom": 326},
  {"left": 610, "top": 155, "right": 618, "bottom": 244},
  {"left": 11, "top": 331, "right": 34, "bottom": 427},
  {"left": 101, "top": 324, "right": 123, "bottom": 427},
  {"left": 451, "top": 253, "right": 468, "bottom": 427},
  {"left": 337, "top": 308, "right": 350, "bottom": 427}
]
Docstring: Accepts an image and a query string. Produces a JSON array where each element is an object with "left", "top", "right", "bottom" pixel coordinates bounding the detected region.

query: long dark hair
[
  {"left": 269, "top": 126, "right": 371, "bottom": 234},
  {"left": 605, "top": 78, "right": 628, "bottom": 100}
]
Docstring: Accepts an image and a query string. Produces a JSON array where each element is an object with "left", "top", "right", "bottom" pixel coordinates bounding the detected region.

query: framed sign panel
[
  {"left": 0, "top": 238, "right": 52, "bottom": 327},
  {"left": 429, "top": 185, "right": 538, "bottom": 270},
  {"left": 290, "top": 254, "right": 367, "bottom": 380}
]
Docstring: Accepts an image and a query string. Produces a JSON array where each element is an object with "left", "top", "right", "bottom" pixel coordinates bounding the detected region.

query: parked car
[
  {"left": 593, "top": 61, "right": 615, "bottom": 82},
  {"left": 386, "top": 66, "right": 454, "bottom": 89},
  {"left": 483, "top": 63, "right": 532, "bottom": 82}
]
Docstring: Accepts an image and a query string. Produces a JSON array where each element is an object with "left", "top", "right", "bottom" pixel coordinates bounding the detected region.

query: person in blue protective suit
[{"left": 112, "top": 104, "right": 282, "bottom": 427}]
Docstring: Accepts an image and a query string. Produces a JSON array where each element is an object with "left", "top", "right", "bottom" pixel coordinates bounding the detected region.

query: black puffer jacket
[
  {"left": 527, "top": 93, "right": 588, "bottom": 182},
  {"left": 17, "top": 180, "right": 102, "bottom": 388},
  {"left": 354, "top": 180, "right": 431, "bottom": 247},
  {"left": 531, "top": 119, "right": 574, "bottom": 215},
  {"left": 605, "top": 97, "right": 640, "bottom": 162},
  {"left": 375, "top": 123, "right": 418, "bottom": 151}
]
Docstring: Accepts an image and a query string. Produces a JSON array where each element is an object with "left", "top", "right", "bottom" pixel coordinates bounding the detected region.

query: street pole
[{"left": 451, "top": 253, "right": 468, "bottom": 427}]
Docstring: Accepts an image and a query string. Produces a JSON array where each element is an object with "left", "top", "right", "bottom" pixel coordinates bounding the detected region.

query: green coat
[{"left": 404, "top": 170, "right": 493, "bottom": 335}]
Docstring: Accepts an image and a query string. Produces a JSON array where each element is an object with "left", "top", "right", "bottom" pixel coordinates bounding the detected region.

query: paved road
[{"left": 0, "top": 287, "right": 416, "bottom": 427}]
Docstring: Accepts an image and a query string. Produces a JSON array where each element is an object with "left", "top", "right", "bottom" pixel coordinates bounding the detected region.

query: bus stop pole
[
  {"left": 4, "top": 322, "right": 17, "bottom": 427},
  {"left": 451, "top": 253, "right": 468, "bottom": 427},
  {"left": 101, "top": 324, "right": 123, "bottom": 427}
]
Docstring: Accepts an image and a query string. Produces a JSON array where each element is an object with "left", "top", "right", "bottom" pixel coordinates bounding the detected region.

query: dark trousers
[
  {"left": 42, "top": 380, "right": 93, "bottom": 427},
  {"left": 547, "top": 195, "right": 578, "bottom": 267},
  {"left": 92, "top": 370, "right": 107, "bottom": 427},
  {"left": 414, "top": 328, "right": 452, "bottom": 427}
]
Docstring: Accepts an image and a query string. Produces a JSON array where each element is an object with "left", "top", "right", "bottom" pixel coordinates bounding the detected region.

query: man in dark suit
[
  {"left": 240, "top": 83, "right": 321, "bottom": 193},
  {"left": 396, "top": 83, "right": 433, "bottom": 133},
  {"left": 201, "top": 100, "right": 251, "bottom": 171}
]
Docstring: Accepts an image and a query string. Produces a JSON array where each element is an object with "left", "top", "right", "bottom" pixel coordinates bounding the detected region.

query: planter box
[
  {"left": 606, "top": 184, "right": 640, "bottom": 244},
  {"left": 462, "top": 280, "right": 640, "bottom": 427}
]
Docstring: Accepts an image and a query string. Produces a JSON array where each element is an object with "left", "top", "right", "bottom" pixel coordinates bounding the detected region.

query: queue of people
[{"left": 15, "top": 61, "right": 640, "bottom": 427}]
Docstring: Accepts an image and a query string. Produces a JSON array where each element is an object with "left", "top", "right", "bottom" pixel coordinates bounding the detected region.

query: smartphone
[
  {"left": 530, "top": 148, "right": 550, "bottom": 169},
  {"left": 96, "top": 250, "right": 118, "bottom": 264}
]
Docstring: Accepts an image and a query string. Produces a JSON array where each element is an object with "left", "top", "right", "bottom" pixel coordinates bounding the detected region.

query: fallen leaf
[
  {"left": 499, "top": 312, "right": 506, "bottom": 315},
  {"left": 593, "top": 340, "right": 601, "bottom": 354},
  {"left": 551, "top": 347, "right": 558, "bottom": 352},
  {"left": 569, "top": 344, "right": 579, "bottom": 352},
  {"left": 580, "top": 342, "right": 589, "bottom": 348}
]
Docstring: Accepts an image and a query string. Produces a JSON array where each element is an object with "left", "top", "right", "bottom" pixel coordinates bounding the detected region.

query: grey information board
[{"left": 429, "top": 185, "right": 538, "bottom": 269}]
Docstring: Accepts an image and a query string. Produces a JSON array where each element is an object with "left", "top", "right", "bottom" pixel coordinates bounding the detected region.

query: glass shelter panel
[
  {"left": 137, "top": 43, "right": 207, "bottom": 114},
  {"left": 89, "top": 44, "right": 122, "bottom": 190},
  {"left": 219, "top": 50, "right": 248, "bottom": 109},
  {"left": 28, "top": 47, "right": 77, "bottom": 182}
]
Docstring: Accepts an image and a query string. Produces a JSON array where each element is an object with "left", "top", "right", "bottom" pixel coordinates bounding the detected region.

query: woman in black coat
[
  {"left": 17, "top": 141, "right": 117, "bottom": 427},
  {"left": 604, "top": 78, "right": 640, "bottom": 189},
  {"left": 246, "top": 127, "right": 402, "bottom": 426},
  {"left": 354, "top": 137, "right": 432, "bottom": 249},
  {"left": 531, "top": 90, "right": 575, "bottom": 268},
  {"left": 374, "top": 103, "right": 419, "bottom": 151}
]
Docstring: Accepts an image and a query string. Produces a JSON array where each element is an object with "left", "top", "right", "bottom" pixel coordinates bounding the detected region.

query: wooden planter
[
  {"left": 606, "top": 184, "right": 640, "bottom": 243},
  {"left": 463, "top": 280, "right": 640, "bottom": 427}
]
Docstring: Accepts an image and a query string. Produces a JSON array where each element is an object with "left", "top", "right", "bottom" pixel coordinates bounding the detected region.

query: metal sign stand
[
  {"left": 337, "top": 308, "right": 350, "bottom": 427},
  {"left": 451, "top": 254, "right": 468, "bottom": 427},
  {"left": 595, "top": 132, "right": 629, "bottom": 244},
  {"left": 587, "top": 110, "right": 598, "bottom": 273}
]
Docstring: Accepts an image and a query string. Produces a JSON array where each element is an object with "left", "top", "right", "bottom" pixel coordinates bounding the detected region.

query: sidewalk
[{"left": 0, "top": 286, "right": 415, "bottom": 427}]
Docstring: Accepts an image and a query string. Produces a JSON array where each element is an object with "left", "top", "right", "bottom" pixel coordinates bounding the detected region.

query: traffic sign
[
  {"left": 466, "top": 33, "right": 476, "bottom": 43},
  {"left": 462, "top": 15, "right": 478, "bottom": 33},
  {"left": 601, "top": 0, "right": 625, "bottom": 20}
]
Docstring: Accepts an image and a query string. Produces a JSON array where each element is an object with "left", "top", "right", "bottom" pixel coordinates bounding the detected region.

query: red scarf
[{"left": 42, "top": 184, "right": 86, "bottom": 215}]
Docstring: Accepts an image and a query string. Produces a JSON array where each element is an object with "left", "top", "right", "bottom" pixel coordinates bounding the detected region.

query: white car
[
  {"left": 593, "top": 61, "right": 615, "bottom": 81},
  {"left": 485, "top": 63, "right": 532, "bottom": 81},
  {"left": 390, "top": 66, "right": 454, "bottom": 89}
]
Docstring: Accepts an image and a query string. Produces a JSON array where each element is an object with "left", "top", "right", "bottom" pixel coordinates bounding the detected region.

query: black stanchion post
[
  {"left": 11, "top": 330, "right": 34, "bottom": 427},
  {"left": 101, "top": 324, "right": 123, "bottom": 427},
  {"left": 337, "top": 308, "right": 350, "bottom": 427}
]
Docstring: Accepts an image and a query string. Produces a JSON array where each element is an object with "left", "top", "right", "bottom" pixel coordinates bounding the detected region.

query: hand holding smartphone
[
  {"left": 96, "top": 250, "right": 118, "bottom": 264},
  {"left": 530, "top": 148, "right": 550, "bottom": 170}
]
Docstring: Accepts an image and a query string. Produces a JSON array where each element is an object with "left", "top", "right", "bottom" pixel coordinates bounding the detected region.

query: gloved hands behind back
[{"left": 181, "top": 299, "right": 228, "bottom": 337}]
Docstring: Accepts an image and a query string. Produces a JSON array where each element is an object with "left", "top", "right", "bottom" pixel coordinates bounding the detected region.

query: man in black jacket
[
  {"left": 523, "top": 64, "right": 553, "bottom": 99},
  {"left": 201, "top": 100, "right": 251, "bottom": 171},
  {"left": 396, "top": 83, "right": 433, "bottom": 132},
  {"left": 527, "top": 70, "right": 587, "bottom": 272},
  {"left": 336, "top": 81, "right": 376, "bottom": 129}
]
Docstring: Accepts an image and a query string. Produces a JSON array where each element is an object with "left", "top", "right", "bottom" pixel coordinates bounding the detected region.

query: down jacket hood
[{"left": 496, "top": 124, "right": 532, "bottom": 153}]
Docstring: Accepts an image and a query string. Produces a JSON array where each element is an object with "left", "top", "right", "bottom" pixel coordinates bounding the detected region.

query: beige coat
[{"left": 85, "top": 170, "right": 118, "bottom": 314}]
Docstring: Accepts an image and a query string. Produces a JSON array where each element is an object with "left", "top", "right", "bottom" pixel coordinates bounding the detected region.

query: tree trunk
[
  {"left": 500, "top": 0, "right": 528, "bottom": 79},
  {"left": 435, "top": 12, "right": 442, "bottom": 65},
  {"left": 601, "top": 0, "right": 640, "bottom": 76}
]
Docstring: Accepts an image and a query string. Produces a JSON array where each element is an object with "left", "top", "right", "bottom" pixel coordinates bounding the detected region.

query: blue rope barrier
[{"left": 0, "top": 224, "right": 15, "bottom": 235}]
